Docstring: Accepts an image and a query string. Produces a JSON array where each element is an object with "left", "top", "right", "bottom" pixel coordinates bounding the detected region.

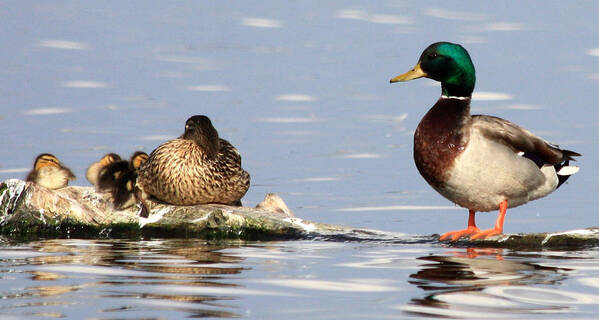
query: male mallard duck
[
  {"left": 136, "top": 115, "right": 250, "bottom": 217},
  {"left": 97, "top": 151, "right": 148, "bottom": 192},
  {"left": 86, "top": 153, "right": 121, "bottom": 186},
  {"left": 26, "top": 153, "right": 76, "bottom": 189},
  {"left": 390, "top": 42, "right": 580, "bottom": 240},
  {"left": 109, "top": 151, "right": 149, "bottom": 209}
]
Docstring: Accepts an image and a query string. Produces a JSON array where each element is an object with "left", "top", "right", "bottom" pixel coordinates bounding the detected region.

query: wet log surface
[
  {"left": 0, "top": 179, "right": 391, "bottom": 241},
  {"left": 1, "top": 179, "right": 598, "bottom": 249}
]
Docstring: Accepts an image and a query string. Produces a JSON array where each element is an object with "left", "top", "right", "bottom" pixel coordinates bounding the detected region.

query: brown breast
[{"left": 413, "top": 97, "right": 471, "bottom": 188}]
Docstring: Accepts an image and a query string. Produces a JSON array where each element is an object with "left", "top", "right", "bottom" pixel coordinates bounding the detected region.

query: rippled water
[
  {"left": 1, "top": 1, "right": 599, "bottom": 319},
  {"left": 1, "top": 239, "right": 599, "bottom": 319}
]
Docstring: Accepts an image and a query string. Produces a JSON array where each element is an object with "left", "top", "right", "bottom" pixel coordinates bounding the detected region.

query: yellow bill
[{"left": 390, "top": 62, "right": 427, "bottom": 83}]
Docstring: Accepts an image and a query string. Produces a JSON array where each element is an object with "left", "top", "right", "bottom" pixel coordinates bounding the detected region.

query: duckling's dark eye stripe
[{"left": 41, "top": 156, "right": 58, "bottom": 163}]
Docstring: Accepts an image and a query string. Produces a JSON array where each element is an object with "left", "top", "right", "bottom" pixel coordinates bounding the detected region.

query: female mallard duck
[
  {"left": 136, "top": 115, "right": 250, "bottom": 217},
  {"left": 26, "top": 153, "right": 76, "bottom": 189},
  {"left": 86, "top": 153, "right": 121, "bottom": 186},
  {"left": 390, "top": 42, "right": 580, "bottom": 240},
  {"left": 97, "top": 151, "right": 148, "bottom": 192}
]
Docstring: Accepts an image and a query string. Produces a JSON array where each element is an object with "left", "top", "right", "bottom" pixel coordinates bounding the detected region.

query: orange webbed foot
[
  {"left": 470, "top": 200, "right": 508, "bottom": 240},
  {"left": 470, "top": 228, "right": 503, "bottom": 240},
  {"left": 439, "top": 226, "right": 481, "bottom": 241},
  {"left": 439, "top": 210, "right": 479, "bottom": 241}
]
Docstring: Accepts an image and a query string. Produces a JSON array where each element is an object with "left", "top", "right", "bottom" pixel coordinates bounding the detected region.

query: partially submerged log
[
  {"left": 0, "top": 179, "right": 392, "bottom": 241},
  {"left": 1, "top": 179, "right": 598, "bottom": 249},
  {"left": 438, "top": 228, "right": 599, "bottom": 250}
]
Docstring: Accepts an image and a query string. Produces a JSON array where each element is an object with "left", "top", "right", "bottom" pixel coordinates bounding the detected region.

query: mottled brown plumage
[
  {"left": 26, "top": 153, "right": 76, "bottom": 189},
  {"left": 136, "top": 115, "right": 250, "bottom": 216}
]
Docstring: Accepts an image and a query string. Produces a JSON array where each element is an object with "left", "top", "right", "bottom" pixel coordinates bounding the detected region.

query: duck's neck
[
  {"left": 422, "top": 96, "right": 471, "bottom": 135},
  {"left": 441, "top": 77, "right": 474, "bottom": 98},
  {"left": 180, "top": 132, "right": 220, "bottom": 159},
  {"left": 195, "top": 136, "right": 220, "bottom": 159},
  {"left": 441, "top": 63, "right": 475, "bottom": 98}
]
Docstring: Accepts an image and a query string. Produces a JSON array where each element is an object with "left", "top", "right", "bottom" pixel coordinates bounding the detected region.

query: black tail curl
[{"left": 523, "top": 148, "right": 580, "bottom": 189}]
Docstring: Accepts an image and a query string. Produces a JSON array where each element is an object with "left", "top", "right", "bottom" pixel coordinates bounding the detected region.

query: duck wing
[
  {"left": 471, "top": 115, "right": 580, "bottom": 165},
  {"left": 218, "top": 138, "right": 243, "bottom": 166}
]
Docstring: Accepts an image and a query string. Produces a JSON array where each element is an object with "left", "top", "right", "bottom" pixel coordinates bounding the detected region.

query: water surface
[
  {"left": 1, "top": 1, "right": 598, "bottom": 318},
  {"left": 1, "top": 239, "right": 599, "bottom": 319}
]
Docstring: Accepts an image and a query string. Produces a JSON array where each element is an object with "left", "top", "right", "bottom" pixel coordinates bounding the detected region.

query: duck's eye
[
  {"left": 427, "top": 53, "right": 438, "bottom": 59},
  {"left": 42, "top": 156, "right": 58, "bottom": 164}
]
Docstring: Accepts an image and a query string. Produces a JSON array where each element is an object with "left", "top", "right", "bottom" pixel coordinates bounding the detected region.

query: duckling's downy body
[
  {"left": 97, "top": 151, "right": 148, "bottom": 192},
  {"left": 136, "top": 115, "right": 250, "bottom": 216},
  {"left": 26, "top": 153, "right": 76, "bottom": 189},
  {"left": 109, "top": 151, "right": 148, "bottom": 209},
  {"left": 390, "top": 42, "right": 580, "bottom": 240},
  {"left": 86, "top": 153, "right": 121, "bottom": 186}
]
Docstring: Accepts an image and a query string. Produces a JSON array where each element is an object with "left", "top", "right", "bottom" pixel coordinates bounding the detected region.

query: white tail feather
[{"left": 557, "top": 166, "right": 579, "bottom": 176}]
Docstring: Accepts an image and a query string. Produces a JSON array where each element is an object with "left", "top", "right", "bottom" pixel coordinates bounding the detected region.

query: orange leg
[
  {"left": 470, "top": 200, "right": 508, "bottom": 240},
  {"left": 439, "top": 210, "right": 480, "bottom": 241}
]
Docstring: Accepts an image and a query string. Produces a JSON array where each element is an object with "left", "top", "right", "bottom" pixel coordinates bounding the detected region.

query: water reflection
[
  {"left": 60, "top": 80, "right": 108, "bottom": 89},
  {"left": 275, "top": 94, "right": 315, "bottom": 102},
  {"left": 186, "top": 85, "right": 231, "bottom": 92},
  {"left": 335, "top": 9, "right": 414, "bottom": 25},
  {"left": 0, "top": 239, "right": 255, "bottom": 318},
  {"left": 38, "top": 39, "right": 88, "bottom": 50},
  {"left": 402, "top": 248, "right": 587, "bottom": 317},
  {"left": 423, "top": 7, "right": 488, "bottom": 21},
  {"left": 241, "top": 17, "right": 282, "bottom": 28},
  {"left": 2, "top": 240, "right": 599, "bottom": 318},
  {"left": 23, "top": 108, "right": 74, "bottom": 116}
]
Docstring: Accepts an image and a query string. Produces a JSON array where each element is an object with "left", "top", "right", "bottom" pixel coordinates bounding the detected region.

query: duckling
[
  {"left": 26, "top": 153, "right": 76, "bottom": 189},
  {"left": 86, "top": 153, "right": 121, "bottom": 186},
  {"left": 390, "top": 42, "right": 580, "bottom": 240},
  {"left": 110, "top": 151, "right": 149, "bottom": 209},
  {"left": 97, "top": 151, "right": 148, "bottom": 192},
  {"left": 136, "top": 115, "right": 250, "bottom": 217},
  {"left": 129, "top": 151, "right": 148, "bottom": 171},
  {"left": 97, "top": 160, "right": 129, "bottom": 191}
]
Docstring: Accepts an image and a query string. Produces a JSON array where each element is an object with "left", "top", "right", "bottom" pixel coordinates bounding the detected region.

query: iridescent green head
[{"left": 390, "top": 42, "right": 476, "bottom": 97}]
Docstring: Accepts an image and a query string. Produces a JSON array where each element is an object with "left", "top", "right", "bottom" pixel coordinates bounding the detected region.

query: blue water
[
  {"left": 1, "top": 1, "right": 598, "bottom": 318},
  {"left": 1, "top": 239, "right": 599, "bottom": 319}
]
